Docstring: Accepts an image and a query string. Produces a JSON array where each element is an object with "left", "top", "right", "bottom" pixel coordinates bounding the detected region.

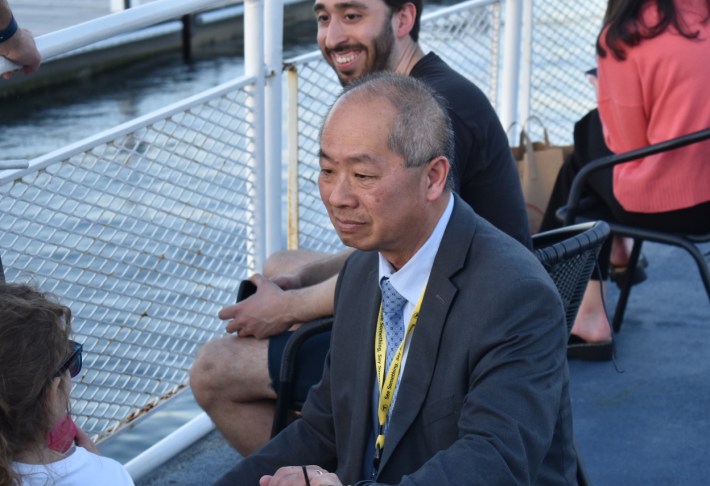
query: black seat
[
  {"left": 532, "top": 220, "right": 610, "bottom": 486},
  {"left": 557, "top": 127, "right": 710, "bottom": 332},
  {"left": 270, "top": 316, "right": 333, "bottom": 436},
  {"left": 532, "top": 221, "right": 611, "bottom": 335}
]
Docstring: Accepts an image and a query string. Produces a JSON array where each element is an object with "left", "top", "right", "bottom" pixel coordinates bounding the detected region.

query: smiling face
[
  {"left": 318, "top": 94, "right": 447, "bottom": 269},
  {"left": 314, "top": 0, "right": 397, "bottom": 86}
]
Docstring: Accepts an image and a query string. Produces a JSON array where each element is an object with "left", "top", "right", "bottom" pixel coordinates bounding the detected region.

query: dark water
[{"left": 0, "top": 35, "right": 317, "bottom": 160}]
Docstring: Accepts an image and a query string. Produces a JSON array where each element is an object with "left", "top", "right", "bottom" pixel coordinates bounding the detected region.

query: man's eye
[
  {"left": 344, "top": 13, "right": 361, "bottom": 21},
  {"left": 355, "top": 173, "right": 372, "bottom": 180},
  {"left": 315, "top": 13, "right": 329, "bottom": 23}
]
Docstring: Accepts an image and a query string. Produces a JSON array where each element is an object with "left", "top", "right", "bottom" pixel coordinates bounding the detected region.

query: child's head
[{"left": 0, "top": 282, "right": 73, "bottom": 484}]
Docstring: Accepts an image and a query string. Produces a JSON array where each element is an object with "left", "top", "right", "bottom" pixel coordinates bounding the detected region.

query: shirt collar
[{"left": 378, "top": 194, "right": 454, "bottom": 304}]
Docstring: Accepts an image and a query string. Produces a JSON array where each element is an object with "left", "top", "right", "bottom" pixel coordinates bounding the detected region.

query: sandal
[
  {"left": 609, "top": 254, "right": 648, "bottom": 288},
  {"left": 567, "top": 334, "right": 613, "bottom": 361}
]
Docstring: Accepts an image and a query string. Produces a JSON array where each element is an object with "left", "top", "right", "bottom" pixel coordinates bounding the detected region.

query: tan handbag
[{"left": 511, "top": 125, "right": 572, "bottom": 233}]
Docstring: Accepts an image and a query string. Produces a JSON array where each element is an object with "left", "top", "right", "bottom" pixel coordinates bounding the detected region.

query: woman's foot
[
  {"left": 568, "top": 280, "right": 613, "bottom": 361},
  {"left": 608, "top": 236, "right": 648, "bottom": 287},
  {"left": 609, "top": 236, "right": 633, "bottom": 268}
]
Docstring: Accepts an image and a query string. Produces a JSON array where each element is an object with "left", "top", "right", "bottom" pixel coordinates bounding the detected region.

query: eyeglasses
[{"left": 55, "top": 341, "right": 83, "bottom": 378}]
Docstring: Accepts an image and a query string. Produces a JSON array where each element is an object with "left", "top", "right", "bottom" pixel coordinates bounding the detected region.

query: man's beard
[{"left": 332, "top": 13, "right": 396, "bottom": 86}]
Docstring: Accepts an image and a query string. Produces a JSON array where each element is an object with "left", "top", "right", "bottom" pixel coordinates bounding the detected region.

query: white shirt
[
  {"left": 376, "top": 194, "right": 454, "bottom": 409},
  {"left": 378, "top": 194, "right": 455, "bottom": 359},
  {"left": 13, "top": 446, "right": 134, "bottom": 486}
]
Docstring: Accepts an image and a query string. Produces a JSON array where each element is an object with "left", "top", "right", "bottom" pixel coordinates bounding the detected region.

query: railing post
[
  {"left": 499, "top": 0, "right": 523, "bottom": 141},
  {"left": 181, "top": 14, "right": 194, "bottom": 62},
  {"left": 244, "top": 0, "right": 266, "bottom": 272},
  {"left": 264, "top": 0, "right": 284, "bottom": 256},
  {"left": 519, "top": 0, "right": 533, "bottom": 129}
]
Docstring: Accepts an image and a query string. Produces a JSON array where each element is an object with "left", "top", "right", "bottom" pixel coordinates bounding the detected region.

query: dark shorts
[{"left": 267, "top": 330, "right": 331, "bottom": 403}]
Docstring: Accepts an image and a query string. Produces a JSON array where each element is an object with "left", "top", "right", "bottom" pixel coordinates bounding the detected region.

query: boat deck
[{"left": 135, "top": 241, "right": 710, "bottom": 485}]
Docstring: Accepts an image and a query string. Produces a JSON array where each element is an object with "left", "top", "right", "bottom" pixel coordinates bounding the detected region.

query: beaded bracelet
[{"left": 0, "top": 15, "right": 18, "bottom": 43}]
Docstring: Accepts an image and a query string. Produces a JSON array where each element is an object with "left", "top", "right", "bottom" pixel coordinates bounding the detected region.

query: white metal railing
[
  {"left": 0, "top": 0, "right": 607, "bottom": 474},
  {"left": 1, "top": 0, "right": 226, "bottom": 73}
]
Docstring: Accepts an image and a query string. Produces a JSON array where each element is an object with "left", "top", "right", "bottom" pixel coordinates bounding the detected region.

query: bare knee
[
  {"left": 189, "top": 335, "right": 274, "bottom": 406},
  {"left": 190, "top": 337, "right": 230, "bottom": 404}
]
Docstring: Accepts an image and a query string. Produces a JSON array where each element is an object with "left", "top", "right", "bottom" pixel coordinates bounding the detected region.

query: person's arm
[
  {"left": 0, "top": 1, "right": 41, "bottom": 79},
  {"left": 218, "top": 249, "right": 353, "bottom": 339},
  {"left": 290, "top": 248, "right": 354, "bottom": 288},
  {"left": 219, "top": 273, "right": 338, "bottom": 339}
]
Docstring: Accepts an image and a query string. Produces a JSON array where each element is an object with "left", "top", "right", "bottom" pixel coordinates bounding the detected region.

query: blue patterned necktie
[{"left": 380, "top": 277, "right": 408, "bottom": 372}]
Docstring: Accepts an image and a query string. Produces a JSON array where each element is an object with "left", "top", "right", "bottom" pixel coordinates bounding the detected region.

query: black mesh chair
[
  {"left": 532, "top": 220, "right": 610, "bottom": 486},
  {"left": 557, "top": 127, "right": 710, "bottom": 332},
  {"left": 270, "top": 316, "right": 333, "bottom": 436},
  {"left": 532, "top": 221, "right": 611, "bottom": 335}
]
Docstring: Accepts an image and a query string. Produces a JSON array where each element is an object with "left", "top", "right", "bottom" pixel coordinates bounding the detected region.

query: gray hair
[{"left": 324, "top": 72, "right": 455, "bottom": 187}]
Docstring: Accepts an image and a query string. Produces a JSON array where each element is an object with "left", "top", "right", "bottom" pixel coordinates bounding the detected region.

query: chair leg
[
  {"left": 611, "top": 239, "right": 643, "bottom": 333},
  {"left": 680, "top": 240, "right": 710, "bottom": 302}
]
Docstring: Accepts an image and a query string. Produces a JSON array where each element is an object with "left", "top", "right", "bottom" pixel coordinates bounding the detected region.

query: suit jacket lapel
[
  {"left": 342, "top": 261, "right": 380, "bottom": 478},
  {"left": 378, "top": 194, "right": 476, "bottom": 470}
]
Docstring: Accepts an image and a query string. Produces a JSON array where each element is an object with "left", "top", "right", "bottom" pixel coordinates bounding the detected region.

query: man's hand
[
  {"left": 0, "top": 28, "right": 41, "bottom": 79},
  {"left": 270, "top": 272, "right": 303, "bottom": 291},
  {"left": 219, "top": 275, "right": 297, "bottom": 339},
  {"left": 259, "top": 466, "right": 343, "bottom": 486}
]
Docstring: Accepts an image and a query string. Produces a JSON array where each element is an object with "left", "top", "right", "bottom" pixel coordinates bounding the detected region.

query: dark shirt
[{"left": 411, "top": 52, "right": 531, "bottom": 249}]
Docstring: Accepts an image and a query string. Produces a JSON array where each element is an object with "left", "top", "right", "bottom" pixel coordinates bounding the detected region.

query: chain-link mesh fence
[
  {"left": 525, "top": 0, "right": 606, "bottom": 143},
  {"left": 0, "top": 80, "right": 257, "bottom": 440}
]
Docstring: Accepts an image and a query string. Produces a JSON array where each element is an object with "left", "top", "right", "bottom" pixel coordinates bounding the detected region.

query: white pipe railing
[
  {"left": 244, "top": 0, "right": 266, "bottom": 272},
  {"left": 0, "top": 160, "right": 29, "bottom": 170},
  {"left": 499, "top": 0, "right": 523, "bottom": 139},
  {"left": 518, "top": 0, "right": 533, "bottom": 128},
  {"left": 0, "top": 0, "right": 233, "bottom": 75},
  {"left": 124, "top": 412, "right": 215, "bottom": 481},
  {"left": 265, "top": 0, "right": 285, "bottom": 255}
]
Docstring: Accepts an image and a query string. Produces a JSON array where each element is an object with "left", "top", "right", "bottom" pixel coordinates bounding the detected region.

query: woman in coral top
[{"left": 545, "top": 0, "right": 710, "bottom": 360}]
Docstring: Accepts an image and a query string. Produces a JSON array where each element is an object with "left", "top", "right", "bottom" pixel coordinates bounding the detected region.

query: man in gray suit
[{"left": 215, "top": 73, "right": 577, "bottom": 485}]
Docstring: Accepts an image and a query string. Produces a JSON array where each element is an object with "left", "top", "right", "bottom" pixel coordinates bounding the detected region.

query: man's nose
[
  {"left": 327, "top": 176, "right": 355, "bottom": 207},
  {"left": 324, "top": 19, "right": 347, "bottom": 49}
]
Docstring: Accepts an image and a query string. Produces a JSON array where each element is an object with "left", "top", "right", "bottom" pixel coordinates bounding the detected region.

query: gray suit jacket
[{"left": 216, "top": 195, "right": 578, "bottom": 485}]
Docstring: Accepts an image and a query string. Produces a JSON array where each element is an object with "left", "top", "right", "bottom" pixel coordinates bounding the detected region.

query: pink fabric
[{"left": 597, "top": 0, "right": 710, "bottom": 213}]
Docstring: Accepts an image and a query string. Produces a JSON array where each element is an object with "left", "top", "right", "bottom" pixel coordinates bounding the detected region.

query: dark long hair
[
  {"left": 0, "top": 283, "right": 72, "bottom": 486},
  {"left": 597, "top": 0, "right": 710, "bottom": 60}
]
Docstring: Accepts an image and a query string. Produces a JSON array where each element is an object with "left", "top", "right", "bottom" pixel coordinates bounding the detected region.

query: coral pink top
[{"left": 597, "top": 0, "right": 710, "bottom": 213}]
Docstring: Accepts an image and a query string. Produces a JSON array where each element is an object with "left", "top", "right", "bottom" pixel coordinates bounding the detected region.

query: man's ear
[
  {"left": 393, "top": 3, "right": 417, "bottom": 39},
  {"left": 425, "top": 156, "right": 450, "bottom": 200}
]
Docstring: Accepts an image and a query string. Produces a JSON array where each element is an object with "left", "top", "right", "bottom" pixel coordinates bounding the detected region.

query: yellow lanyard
[{"left": 373, "top": 288, "right": 425, "bottom": 467}]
